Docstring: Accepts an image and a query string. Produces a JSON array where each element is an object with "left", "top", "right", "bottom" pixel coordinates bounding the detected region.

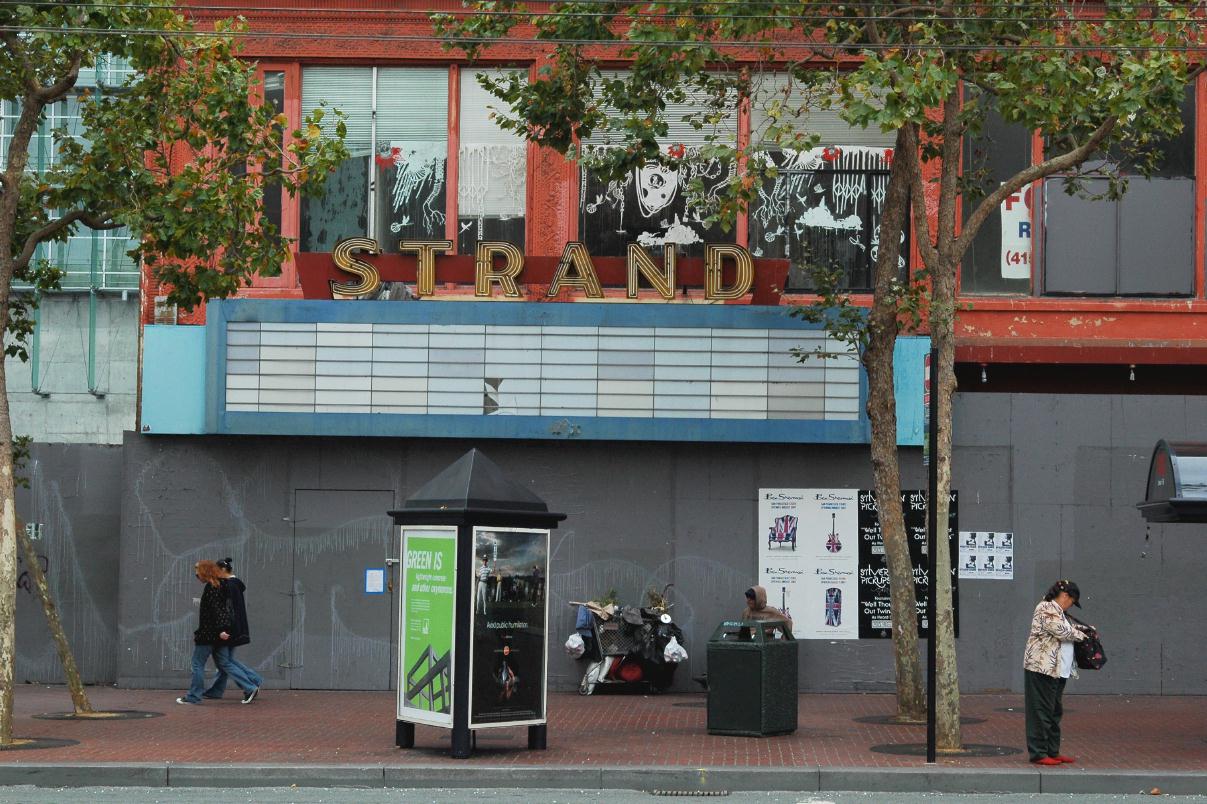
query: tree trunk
[
  {"left": 864, "top": 130, "right": 923, "bottom": 722},
  {"left": 16, "top": 523, "right": 92, "bottom": 714},
  {"left": 0, "top": 337, "right": 15, "bottom": 745},
  {"left": 931, "top": 255, "right": 961, "bottom": 751}
]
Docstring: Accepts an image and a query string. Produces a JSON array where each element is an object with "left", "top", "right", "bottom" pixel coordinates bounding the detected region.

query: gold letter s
[{"left": 331, "top": 237, "right": 382, "bottom": 297}]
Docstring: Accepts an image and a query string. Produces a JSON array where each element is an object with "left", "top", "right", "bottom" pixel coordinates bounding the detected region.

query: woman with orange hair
[{"left": 176, "top": 560, "right": 259, "bottom": 705}]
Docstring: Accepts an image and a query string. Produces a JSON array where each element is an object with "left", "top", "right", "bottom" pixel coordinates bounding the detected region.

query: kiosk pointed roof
[{"left": 403, "top": 448, "right": 550, "bottom": 513}]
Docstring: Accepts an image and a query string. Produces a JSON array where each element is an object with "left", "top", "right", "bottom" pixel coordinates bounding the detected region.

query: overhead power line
[
  {"left": 8, "top": 0, "right": 1207, "bottom": 27},
  {"left": 6, "top": 23, "right": 1207, "bottom": 54}
]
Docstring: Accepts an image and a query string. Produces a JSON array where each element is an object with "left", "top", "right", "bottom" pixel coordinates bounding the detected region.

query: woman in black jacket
[
  {"left": 176, "top": 560, "right": 259, "bottom": 705},
  {"left": 203, "top": 558, "right": 264, "bottom": 701}
]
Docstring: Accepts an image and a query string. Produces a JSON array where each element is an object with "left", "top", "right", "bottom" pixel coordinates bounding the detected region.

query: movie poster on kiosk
[
  {"left": 857, "top": 490, "right": 959, "bottom": 639},
  {"left": 397, "top": 527, "right": 457, "bottom": 727},
  {"left": 468, "top": 527, "right": 549, "bottom": 728},
  {"left": 758, "top": 489, "right": 859, "bottom": 640}
]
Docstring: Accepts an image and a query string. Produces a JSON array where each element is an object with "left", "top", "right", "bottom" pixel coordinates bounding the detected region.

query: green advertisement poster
[{"left": 397, "top": 528, "right": 457, "bottom": 726}]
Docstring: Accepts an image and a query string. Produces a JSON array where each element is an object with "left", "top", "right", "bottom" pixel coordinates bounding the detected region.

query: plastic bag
[
  {"left": 564, "top": 632, "right": 586, "bottom": 658},
  {"left": 663, "top": 635, "right": 688, "bottom": 663}
]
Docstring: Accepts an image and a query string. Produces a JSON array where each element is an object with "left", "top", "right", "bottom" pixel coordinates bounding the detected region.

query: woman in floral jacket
[{"left": 1023, "top": 580, "right": 1089, "bottom": 765}]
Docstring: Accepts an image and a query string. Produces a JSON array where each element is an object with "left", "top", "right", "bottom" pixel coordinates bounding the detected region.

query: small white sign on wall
[
  {"left": 959, "top": 531, "right": 1013, "bottom": 579},
  {"left": 365, "top": 567, "right": 386, "bottom": 594}
]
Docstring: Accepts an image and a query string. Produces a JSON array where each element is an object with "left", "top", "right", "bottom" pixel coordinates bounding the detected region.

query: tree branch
[
  {"left": 13, "top": 209, "right": 112, "bottom": 274},
  {"left": 902, "top": 123, "right": 938, "bottom": 269}
]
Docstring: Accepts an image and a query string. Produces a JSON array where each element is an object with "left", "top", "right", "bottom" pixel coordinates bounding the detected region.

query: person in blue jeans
[
  {"left": 176, "top": 560, "right": 260, "bottom": 705},
  {"left": 203, "top": 558, "right": 264, "bottom": 699}
]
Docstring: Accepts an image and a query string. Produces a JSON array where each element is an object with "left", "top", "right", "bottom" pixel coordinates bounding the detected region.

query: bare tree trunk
[
  {"left": 16, "top": 523, "right": 92, "bottom": 714},
  {"left": 864, "top": 130, "right": 924, "bottom": 722},
  {"left": 0, "top": 343, "right": 15, "bottom": 745},
  {"left": 931, "top": 255, "right": 961, "bottom": 751}
]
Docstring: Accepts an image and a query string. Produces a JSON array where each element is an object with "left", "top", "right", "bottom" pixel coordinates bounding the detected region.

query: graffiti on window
[
  {"left": 376, "top": 141, "right": 447, "bottom": 242},
  {"left": 749, "top": 145, "right": 902, "bottom": 291},
  {"left": 579, "top": 145, "right": 736, "bottom": 258},
  {"left": 457, "top": 142, "right": 526, "bottom": 251}
]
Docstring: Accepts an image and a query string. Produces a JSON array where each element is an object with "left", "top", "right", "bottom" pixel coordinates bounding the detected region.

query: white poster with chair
[{"left": 758, "top": 488, "right": 859, "bottom": 640}]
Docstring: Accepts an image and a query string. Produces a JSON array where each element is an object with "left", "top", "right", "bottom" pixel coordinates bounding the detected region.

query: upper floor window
[
  {"left": 2, "top": 58, "right": 140, "bottom": 291},
  {"left": 458, "top": 70, "right": 527, "bottom": 253},
  {"left": 747, "top": 75, "right": 897, "bottom": 292},
  {"left": 961, "top": 100, "right": 1034, "bottom": 295},
  {"left": 1042, "top": 83, "right": 1196, "bottom": 297},
  {"left": 578, "top": 72, "right": 738, "bottom": 258},
  {"left": 300, "top": 67, "right": 448, "bottom": 252}
]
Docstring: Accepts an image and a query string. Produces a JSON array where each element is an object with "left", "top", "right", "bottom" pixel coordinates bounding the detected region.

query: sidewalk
[{"left": 2, "top": 685, "right": 1205, "bottom": 794}]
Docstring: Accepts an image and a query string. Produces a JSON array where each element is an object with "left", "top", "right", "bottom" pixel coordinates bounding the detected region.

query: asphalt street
[{"left": 1, "top": 790, "right": 1204, "bottom": 804}]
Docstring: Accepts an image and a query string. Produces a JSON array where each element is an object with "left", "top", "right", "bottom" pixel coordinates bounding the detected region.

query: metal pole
[{"left": 926, "top": 346, "right": 938, "bottom": 764}]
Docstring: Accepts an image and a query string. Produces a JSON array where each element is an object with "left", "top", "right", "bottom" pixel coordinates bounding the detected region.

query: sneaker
[
  {"left": 1032, "top": 757, "right": 1062, "bottom": 766},
  {"left": 175, "top": 697, "right": 200, "bottom": 705},
  {"left": 241, "top": 687, "right": 259, "bottom": 704},
  {"left": 201, "top": 694, "right": 223, "bottom": 700},
  {"left": 1052, "top": 755, "right": 1076, "bottom": 764}
]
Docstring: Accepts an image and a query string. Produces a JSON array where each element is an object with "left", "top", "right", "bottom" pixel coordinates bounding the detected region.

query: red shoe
[
  {"left": 1052, "top": 755, "right": 1076, "bottom": 764},
  {"left": 1032, "top": 757, "right": 1062, "bottom": 766}
]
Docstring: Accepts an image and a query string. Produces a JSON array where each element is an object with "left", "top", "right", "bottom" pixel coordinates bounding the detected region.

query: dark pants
[{"left": 1025, "top": 669, "right": 1067, "bottom": 761}]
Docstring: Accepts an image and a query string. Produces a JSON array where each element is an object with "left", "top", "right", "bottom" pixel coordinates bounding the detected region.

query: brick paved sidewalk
[{"left": 3, "top": 685, "right": 1203, "bottom": 771}]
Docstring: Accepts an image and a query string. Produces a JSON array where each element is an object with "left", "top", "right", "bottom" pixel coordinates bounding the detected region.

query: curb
[{"left": 0, "top": 763, "right": 1200, "bottom": 794}]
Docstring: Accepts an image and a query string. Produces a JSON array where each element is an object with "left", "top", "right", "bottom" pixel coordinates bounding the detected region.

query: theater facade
[{"left": 15, "top": 2, "right": 1207, "bottom": 696}]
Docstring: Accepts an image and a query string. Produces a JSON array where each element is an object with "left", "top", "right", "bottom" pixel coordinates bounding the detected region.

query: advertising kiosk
[{"left": 390, "top": 449, "right": 565, "bottom": 758}]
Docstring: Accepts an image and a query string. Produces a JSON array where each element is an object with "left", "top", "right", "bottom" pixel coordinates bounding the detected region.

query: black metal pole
[{"left": 926, "top": 347, "right": 939, "bottom": 765}]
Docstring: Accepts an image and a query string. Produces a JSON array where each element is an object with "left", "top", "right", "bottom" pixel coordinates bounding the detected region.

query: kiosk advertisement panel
[
  {"left": 397, "top": 526, "right": 457, "bottom": 727},
  {"left": 468, "top": 526, "right": 549, "bottom": 728}
]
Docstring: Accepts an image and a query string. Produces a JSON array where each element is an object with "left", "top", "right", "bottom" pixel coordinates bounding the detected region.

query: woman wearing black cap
[{"left": 1022, "top": 580, "right": 1090, "bottom": 765}]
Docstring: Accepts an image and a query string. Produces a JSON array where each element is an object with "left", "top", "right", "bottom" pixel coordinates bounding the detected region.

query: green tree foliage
[
  {"left": 0, "top": 0, "right": 346, "bottom": 744},
  {"left": 437, "top": 1, "right": 1198, "bottom": 745}
]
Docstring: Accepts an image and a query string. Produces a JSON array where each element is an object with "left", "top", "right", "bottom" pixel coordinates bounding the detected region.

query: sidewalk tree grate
[
  {"left": 854, "top": 714, "right": 986, "bottom": 725},
  {"left": 33, "top": 710, "right": 164, "bottom": 721},
  {"left": 0, "top": 737, "right": 79, "bottom": 751},
  {"left": 871, "top": 742, "right": 1022, "bottom": 757}
]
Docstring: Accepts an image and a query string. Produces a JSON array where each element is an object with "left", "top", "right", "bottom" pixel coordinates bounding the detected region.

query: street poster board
[
  {"left": 468, "top": 526, "right": 549, "bottom": 728},
  {"left": 397, "top": 526, "right": 457, "bottom": 726},
  {"left": 758, "top": 489, "right": 959, "bottom": 640},
  {"left": 959, "top": 531, "right": 1014, "bottom": 579}
]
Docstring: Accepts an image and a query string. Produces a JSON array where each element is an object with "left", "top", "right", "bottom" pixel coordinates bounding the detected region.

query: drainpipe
[
  {"left": 30, "top": 290, "right": 49, "bottom": 398},
  {"left": 87, "top": 230, "right": 104, "bottom": 398}
]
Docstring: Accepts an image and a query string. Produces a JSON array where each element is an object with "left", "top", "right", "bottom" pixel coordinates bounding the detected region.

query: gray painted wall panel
[
  {"left": 16, "top": 443, "right": 121, "bottom": 683},
  {"left": 7, "top": 296, "right": 138, "bottom": 445},
  {"left": 1043, "top": 187, "right": 1116, "bottom": 294},
  {"left": 90, "top": 391, "right": 1207, "bottom": 694},
  {"left": 1118, "top": 180, "right": 1195, "bottom": 295}
]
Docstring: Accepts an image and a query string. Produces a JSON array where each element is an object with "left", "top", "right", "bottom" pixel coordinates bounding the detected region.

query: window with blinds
[
  {"left": 300, "top": 67, "right": 449, "bottom": 252},
  {"left": 579, "top": 71, "right": 738, "bottom": 260},
  {"left": 746, "top": 73, "right": 898, "bottom": 292},
  {"left": 458, "top": 70, "right": 527, "bottom": 252}
]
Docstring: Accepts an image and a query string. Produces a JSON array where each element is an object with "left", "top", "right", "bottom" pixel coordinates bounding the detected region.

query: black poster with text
[{"left": 857, "top": 490, "right": 959, "bottom": 639}]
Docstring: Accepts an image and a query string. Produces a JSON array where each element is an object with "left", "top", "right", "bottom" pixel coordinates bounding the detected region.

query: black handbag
[{"left": 1069, "top": 615, "right": 1106, "bottom": 670}]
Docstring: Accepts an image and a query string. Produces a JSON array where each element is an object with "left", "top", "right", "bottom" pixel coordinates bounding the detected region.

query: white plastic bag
[
  {"left": 564, "top": 632, "right": 585, "bottom": 658},
  {"left": 663, "top": 635, "right": 688, "bottom": 663}
]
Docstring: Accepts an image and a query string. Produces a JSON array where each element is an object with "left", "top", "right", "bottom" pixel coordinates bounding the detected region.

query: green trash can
[{"left": 706, "top": 619, "right": 797, "bottom": 737}]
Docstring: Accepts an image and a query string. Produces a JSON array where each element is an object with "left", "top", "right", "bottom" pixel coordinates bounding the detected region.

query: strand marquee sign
[{"left": 296, "top": 238, "right": 789, "bottom": 304}]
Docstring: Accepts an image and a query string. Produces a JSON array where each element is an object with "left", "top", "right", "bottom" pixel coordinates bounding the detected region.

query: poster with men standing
[{"left": 469, "top": 527, "right": 549, "bottom": 727}]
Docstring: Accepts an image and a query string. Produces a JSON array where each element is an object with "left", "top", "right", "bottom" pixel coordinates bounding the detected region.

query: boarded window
[{"left": 1042, "top": 85, "right": 1195, "bottom": 297}]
